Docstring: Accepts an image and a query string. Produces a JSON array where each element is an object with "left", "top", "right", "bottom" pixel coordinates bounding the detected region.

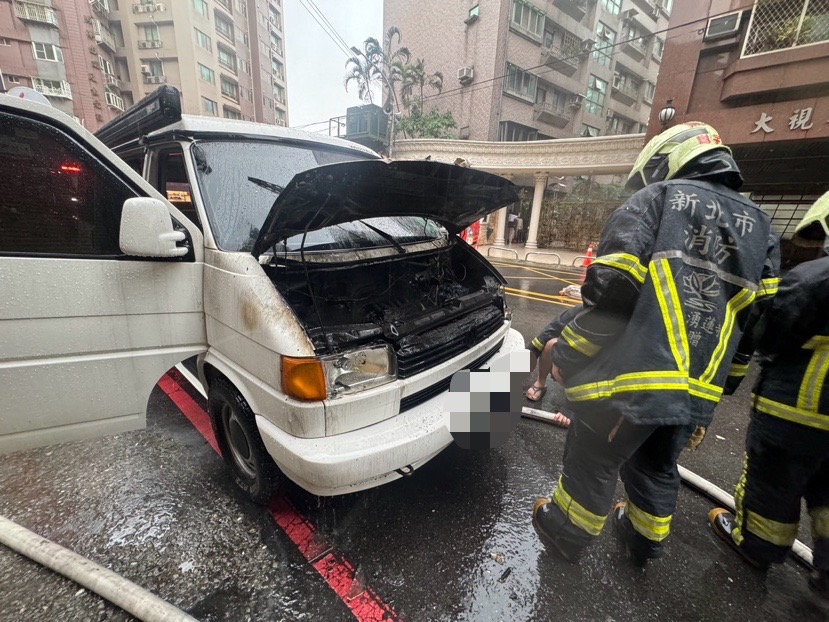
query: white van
[{"left": 0, "top": 88, "right": 523, "bottom": 499}]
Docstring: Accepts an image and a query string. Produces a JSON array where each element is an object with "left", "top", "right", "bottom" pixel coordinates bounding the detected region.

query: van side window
[
  {"left": 155, "top": 147, "right": 202, "bottom": 231},
  {"left": 0, "top": 112, "right": 137, "bottom": 256}
]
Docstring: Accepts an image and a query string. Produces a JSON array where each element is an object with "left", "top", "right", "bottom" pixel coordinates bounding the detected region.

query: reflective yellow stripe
[
  {"left": 701, "top": 288, "right": 756, "bottom": 384},
  {"left": 552, "top": 476, "right": 607, "bottom": 536},
  {"left": 756, "top": 277, "right": 780, "bottom": 299},
  {"left": 753, "top": 395, "right": 829, "bottom": 432},
  {"left": 531, "top": 337, "right": 545, "bottom": 353},
  {"left": 804, "top": 336, "right": 829, "bottom": 350},
  {"left": 733, "top": 455, "right": 748, "bottom": 545},
  {"left": 798, "top": 347, "right": 829, "bottom": 412},
  {"left": 728, "top": 363, "right": 750, "bottom": 378},
  {"left": 565, "top": 372, "right": 722, "bottom": 403},
  {"left": 651, "top": 259, "right": 689, "bottom": 373},
  {"left": 810, "top": 507, "right": 829, "bottom": 539},
  {"left": 592, "top": 253, "right": 648, "bottom": 285},
  {"left": 625, "top": 500, "right": 672, "bottom": 542},
  {"left": 561, "top": 326, "right": 601, "bottom": 358},
  {"left": 745, "top": 511, "right": 798, "bottom": 547}
]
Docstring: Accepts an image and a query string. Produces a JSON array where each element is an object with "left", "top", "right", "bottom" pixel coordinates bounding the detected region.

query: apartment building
[
  {"left": 650, "top": 0, "right": 828, "bottom": 263},
  {"left": 0, "top": 0, "right": 289, "bottom": 130},
  {"left": 384, "top": 0, "right": 671, "bottom": 142}
]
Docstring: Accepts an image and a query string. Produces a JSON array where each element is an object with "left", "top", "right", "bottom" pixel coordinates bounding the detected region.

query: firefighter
[
  {"left": 531, "top": 122, "right": 781, "bottom": 565},
  {"left": 709, "top": 192, "right": 829, "bottom": 606}
]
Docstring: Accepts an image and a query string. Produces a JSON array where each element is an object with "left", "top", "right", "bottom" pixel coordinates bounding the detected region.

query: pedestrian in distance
[
  {"left": 531, "top": 122, "right": 781, "bottom": 566},
  {"left": 709, "top": 192, "right": 829, "bottom": 608},
  {"left": 507, "top": 212, "right": 518, "bottom": 245},
  {"left": 516, "top": 215, "right": 524, "bottom": 244}
]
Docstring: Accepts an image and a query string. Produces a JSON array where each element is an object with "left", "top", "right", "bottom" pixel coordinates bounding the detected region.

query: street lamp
[
  {"left": 350, "top": 46, "right": 400, "bottom": 157},
  {"left": 658, "top": 98, "right": 676, "bottom": 128}
]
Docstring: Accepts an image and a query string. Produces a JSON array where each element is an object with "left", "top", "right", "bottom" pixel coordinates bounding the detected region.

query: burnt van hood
[{"left": 252, "top": 159, "right": 518, "bottom": 257}]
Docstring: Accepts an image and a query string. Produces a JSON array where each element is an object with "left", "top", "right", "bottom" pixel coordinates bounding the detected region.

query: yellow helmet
[
  {"left": 626, "top": 122, "right": 731, "bottom": 192},
  {"left": 794, "top": 191, "right": 829, "bottom": 248}
]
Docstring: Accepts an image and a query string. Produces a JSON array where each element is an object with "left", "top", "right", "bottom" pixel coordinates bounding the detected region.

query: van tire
[{"left": 207, "top": 378, "right": 280, "bottom": 504}]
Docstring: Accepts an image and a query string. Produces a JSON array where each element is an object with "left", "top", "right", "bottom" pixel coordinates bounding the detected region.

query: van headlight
[
  {"left": 281, "top": 345, "right": 396, "bottom": 401},
  {"left": 322, "top": 345, "right": 396, "bottom": 397}
]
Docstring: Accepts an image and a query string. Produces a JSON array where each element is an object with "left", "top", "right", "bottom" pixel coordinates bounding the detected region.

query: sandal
[{"left": 525, "top": 384, "right": 547, "bottom": 402}]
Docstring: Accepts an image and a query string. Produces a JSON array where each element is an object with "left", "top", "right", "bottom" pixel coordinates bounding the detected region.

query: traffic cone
[{"left": 580, "top": 244, "right": 595, "bottom": 283}]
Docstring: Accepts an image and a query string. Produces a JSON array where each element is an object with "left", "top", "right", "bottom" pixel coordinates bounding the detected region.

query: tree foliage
[{"left": 395, "top": 102, "right": 457, "bottom": 139}]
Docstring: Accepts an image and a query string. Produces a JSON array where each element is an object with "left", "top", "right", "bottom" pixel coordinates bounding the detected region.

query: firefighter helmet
[
  {"left": 795, "top": 191, "right": 829, "bottom": 250},
  {"left": 626, "top": 122, "right": 730, "bottom": 192}
]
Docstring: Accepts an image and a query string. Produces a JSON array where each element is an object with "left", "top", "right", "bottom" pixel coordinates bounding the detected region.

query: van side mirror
[{"left": 119, "top": 197, "right": 188, "bottom": 258}]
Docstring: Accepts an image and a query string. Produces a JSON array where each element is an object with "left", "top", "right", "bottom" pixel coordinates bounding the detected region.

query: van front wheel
[{"left": 207, "top": 378, "right": 281, "bottom": 504}]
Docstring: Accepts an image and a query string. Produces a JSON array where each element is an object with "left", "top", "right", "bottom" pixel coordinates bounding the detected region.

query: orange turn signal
[{"left": 281, "top": 357, "right": 327, "bottom": 401}]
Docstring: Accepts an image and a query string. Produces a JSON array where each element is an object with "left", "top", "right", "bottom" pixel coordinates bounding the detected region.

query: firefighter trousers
[
  {"left": 733, "top": 419, "right": 829, "bottom": 570},
  {"left": 549, "top": 408, "right": 697, "bottom": 552}
]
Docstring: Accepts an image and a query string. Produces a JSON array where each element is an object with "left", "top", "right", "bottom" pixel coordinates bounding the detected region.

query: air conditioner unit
[
  {"left": 458, "top": 66, "right": 474, "bottom": 85},
  {"left": 569, "top": 94, "right": 584, "bottom": 110},
  {"left": 155, "top": 3, "right": 166, "bottom": 11},
  {"left": 580, "top": 38, "right": 595, "bottom": 52},
  {"left": 622, "top": 8, "right": 638, "bottom": 21},
  {"left": 140, "top": 64, "right": 151, "bottom": 74},
  {"left": 133, "top": 4, "right": 146, "bottom": 13},
  {"left": 612, "top": 74, "right": 622, "bottom": 88},
  {"left": 704, "top": 10, "right": 743, "bottom": 41},
  {"left": 606, "top": 109, "right": 615, "bottom": 119}
]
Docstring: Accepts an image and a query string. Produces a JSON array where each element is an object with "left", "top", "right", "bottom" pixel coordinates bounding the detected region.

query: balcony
[
  {"left": 93, "top": 21, "right": 117, "bottom": 52},
  {"left": 611, "top": 78, "right": 640, "bottom": 106},
  {"left": 620, "top": 35, "right": 649, "bottom": 61},
  {"left": 105, "top": 73, "right": 121, "bottom": 89},
  {"left": 138, "top": 40, "right": 163, "bottom": 49},
  {"left": 534, "top": 101, "right": 572, "bottom": 128},
  {"left": 105, "top": 90, "right": 124, "bottom": 111},
  {"left": 552, "top": 0, "right": 588, "bottom": 22},
  {"left": 541, "top": 44, "right": 582, "bottom": 77},
  {"left": 33, "top": 79, "right": 72, "bottom": 99},
  {"left": 143, "top": 74, "right": 167, "bottom": 84},
  {"left": 14, "top": 2, "right": 58, "bottom": 26},
  {"left": 629, "top": 0, "right": 660, "bottom": 22},
  {"left": 90, "top": 0, "right": 110, "bottom": 17}
]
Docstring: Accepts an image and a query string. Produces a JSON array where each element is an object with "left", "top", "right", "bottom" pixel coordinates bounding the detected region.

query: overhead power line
[{"left": 296, "top": 0, "right": 353, "bottom": 59}]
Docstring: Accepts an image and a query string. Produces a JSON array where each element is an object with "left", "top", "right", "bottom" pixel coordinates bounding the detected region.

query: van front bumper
[{"left": 256, "top": 327, "right": 524, "bottom": 496}]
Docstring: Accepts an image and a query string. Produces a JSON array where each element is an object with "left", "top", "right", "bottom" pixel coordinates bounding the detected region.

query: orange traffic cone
[{"left": 580, "top": 244, "right": 595, "bottom": 283}]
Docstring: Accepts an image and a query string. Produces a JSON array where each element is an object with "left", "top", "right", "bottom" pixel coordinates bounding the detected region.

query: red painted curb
[{"left": 159, "top": 373, "right": 400, "bottom": 622}]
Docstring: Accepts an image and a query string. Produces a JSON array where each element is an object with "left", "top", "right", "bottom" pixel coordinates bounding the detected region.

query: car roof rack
[{"left": 95, "top": 85, "right": 182, "bottom": 152}]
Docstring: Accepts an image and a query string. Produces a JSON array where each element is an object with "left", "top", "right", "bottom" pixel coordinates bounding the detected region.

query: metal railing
[
  {"left": 34, "top": 80, "right": 72, "bottom": 99},
  {"left": 486, "top": 247, "right": 519, "bottom": 259},
  {"left": 612, "top": 79, "right": 640, "bottom": 100},
  {"left": 743, "top": 0, "right": 829, "bottom": 56},
  {"left": 14, "top": 2, "right": 58, "bottom": 26},
  {"left": 534, "top": 101, "right": 572, "bottom": 119},
  {"left": 525, "top": 252, "right": 562, "bottom": 265}
]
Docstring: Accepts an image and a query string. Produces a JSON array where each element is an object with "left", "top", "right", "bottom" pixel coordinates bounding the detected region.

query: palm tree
[
  {"left": 400, "top": 58, "right": 444, "bottom": 108},
  {"left": 344, "top": 29, "right": 411, "bottom": 108},
  {"left": 344, "top": 49, "right": 376, "bottom": 104}
]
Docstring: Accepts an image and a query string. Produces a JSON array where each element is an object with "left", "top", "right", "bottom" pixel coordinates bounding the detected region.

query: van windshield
[{"left": 191, "top": 140, "right": 443, "bottom": 253}]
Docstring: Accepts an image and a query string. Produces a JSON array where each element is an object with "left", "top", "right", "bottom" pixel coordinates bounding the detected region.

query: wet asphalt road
[{"left": 1, "top": 261, "right": 825, "bottom": 621}]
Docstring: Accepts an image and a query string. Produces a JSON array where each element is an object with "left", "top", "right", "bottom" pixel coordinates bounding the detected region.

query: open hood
[{"left": 252, "top": 159, "right": 518, "bottom": 257}]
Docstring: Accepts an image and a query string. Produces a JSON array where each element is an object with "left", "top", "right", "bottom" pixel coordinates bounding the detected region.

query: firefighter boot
[
  {"left": 613, "top": 502, "right": 664, "bottom": 567},
  {"left": 708, "top": 508, "right": 769, "bottom": 570},
  {"left": 809, "top": 570, "right": 829, "bottom": 610},
  {"left": 532, "top": 498, "right": 584, "bottom": 563}
]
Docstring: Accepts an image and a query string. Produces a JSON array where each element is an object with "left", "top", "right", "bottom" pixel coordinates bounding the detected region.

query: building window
[
  {"left": 272, "top": 59, "right": 284, "bottom": 81},
  {"left": 220, "top": 75, "right": 239, "bottom": 101},
  {"left": 7, "top": 75, "right": 22, "bottom": 84},
  {"left": 105, "top": 90, "right": 124, "bottom": 111},
  {"left": 236, "top": 0, "right": 247, "bottom": 16},
  {"left": 624, "top": 23, "right": 651, "bottom": 56},
  {"left": 743, "top": 0, "right": 829, "bottom": 56},
  {"left": 580, "top": 124, "right": 600, "bottom": 137},
  {"left": 601, "top": 0, "right": 621, "bottom": 15},
  {"left": 202, "top": 97, "right": 218, "bottom": 116},
  {"left": 239, "top": 59, "right": 251, "bottom": 75},
  {"left": 0, "top": 38, "right": 10, "bottom": 46},
  {"left": 644, "top": 80, "right": 656, "bottom": 102},
  {"left": 195, "top": 28, "right": 212, "bottom": 51},
  {"left": 593, "top": 22, "right": 616, "bottom": 66},
  {"left": 609, "top": 116, "right": 634, "bottom": 135},
  {"left": 98, "top": 55, "right": 114, "bottom": 76},
  {"left": 217, "top": 44, "right": 237, "bottom": 72},
  {"left": 275, "top": 107, "right": 286, "bottom": 125},
  {"left": 140, "top": 24, "right": 160, "bottom": 41},
  {"left": 585, "top": 75, "right": 607, "bottom": 116},
  {"left": 32, "top": 42, "right": 63, "bottom": 62},
  {"left": 652, "top": 37, "right": 664, "bottom": 61},
  {"left": 198, "top": 63, "right": 215, "bottom": 83},
  {"left": 504, "top": 62, "right": 537, "bottom": 102},
  {"left": 216, "top": 0, "right": 232, "bottom": 11},
  {"left": 274, "top": 84, "right": 285, "bottom": 104},
  {"left": 659, "top": 0, "right": 673, "bottom": 14},
  {"left": 215, "top": 11, "right": 235, "bottom": 41},
  {"left": 144, "top": 60, "right": 164, "bottom": 77},
  {"left": 32, "top": 78, "right": 72, "bottom": 99},
  {"left": 498, "top": 121, "right": 539, "bottom": 142},
  {"left": 223, "top": 106, "right": 242, "bottom": 120},
  {"left": 510, "top": 0, "right": 545, "bottom": 42},
  {"left": 271, "top": 33, "right": 283, "bottom": 56},
  {"left": 269, "top": 5, "right": 282, "bottom": 30},
  {"left": 193, "top": 0, "right": 209, "bottom": 17}
]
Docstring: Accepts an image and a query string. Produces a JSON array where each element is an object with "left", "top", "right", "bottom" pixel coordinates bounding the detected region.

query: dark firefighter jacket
[
  {"left": 551, "top": 151, "right": 780, "bottom": 427},
  {"left": 747, "top": 256, "right": 829, "bottom": 456}
]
